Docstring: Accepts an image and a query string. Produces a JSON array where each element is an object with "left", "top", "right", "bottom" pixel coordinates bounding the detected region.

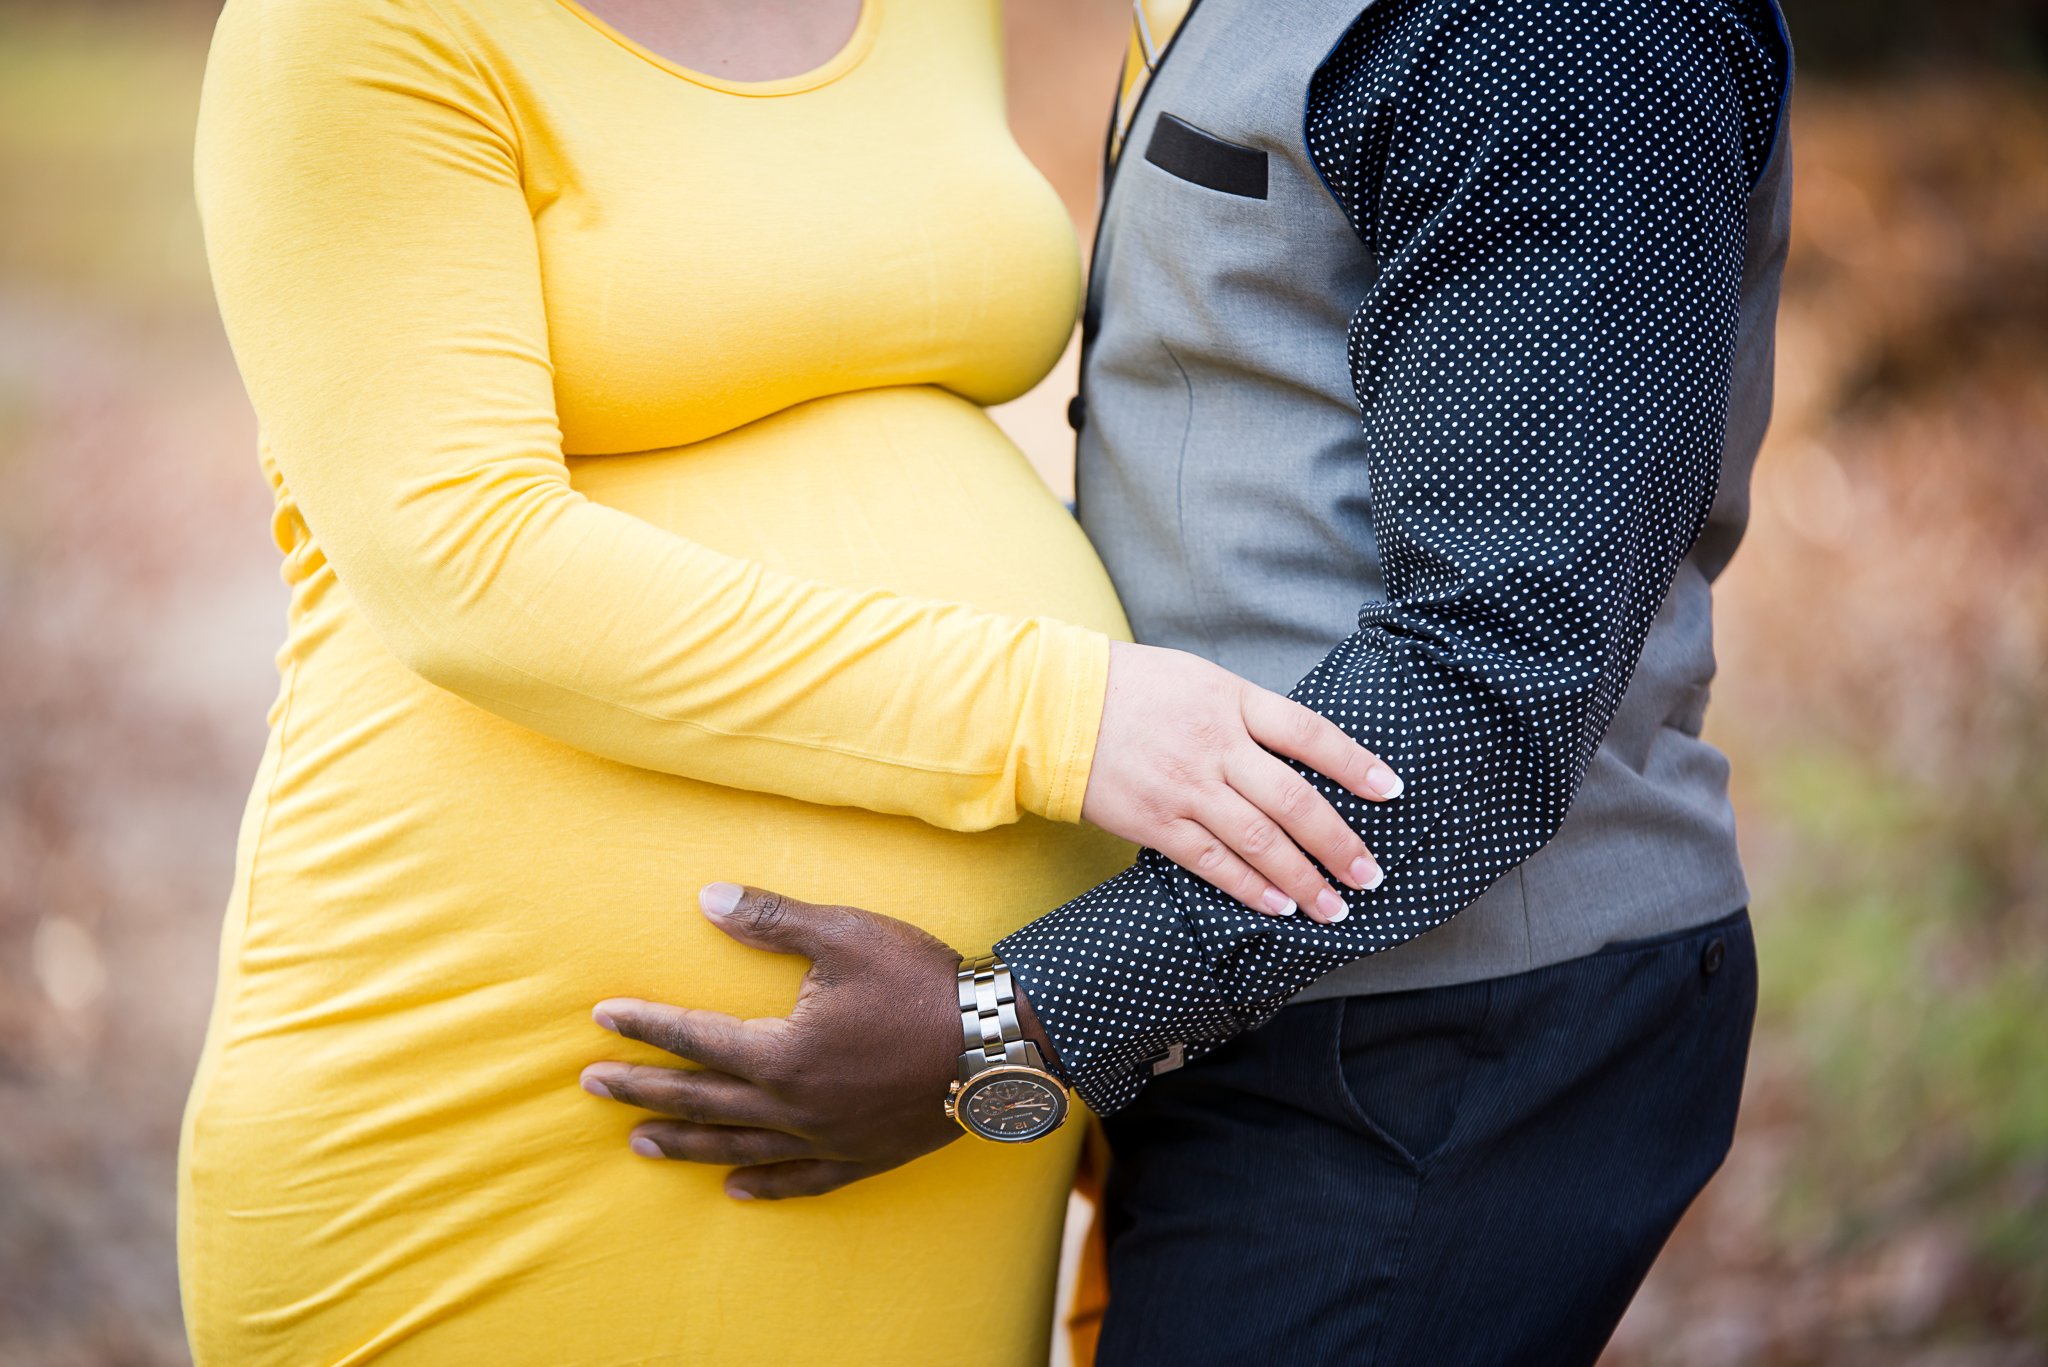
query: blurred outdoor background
[{"left": 1, "top": 0, "right": 2044, "bottom": 1363}]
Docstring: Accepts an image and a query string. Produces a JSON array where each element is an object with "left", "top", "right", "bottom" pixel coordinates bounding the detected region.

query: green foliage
[
  {"left": 1751, "top": 744, "right": 2048, "bottom": 1330},
  {"left": 0, "top": 9, "right": 212, "bottom": 301}
]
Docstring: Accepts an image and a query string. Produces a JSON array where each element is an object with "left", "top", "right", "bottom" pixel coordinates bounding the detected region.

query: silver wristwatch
[{"left": 944, "top": 954, "right": 1070, "bottom": 1143}]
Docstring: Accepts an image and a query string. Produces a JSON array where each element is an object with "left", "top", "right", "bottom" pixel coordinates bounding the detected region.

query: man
[{"left": 583, "top": 0, "right": 1793, "bottom": 1359}]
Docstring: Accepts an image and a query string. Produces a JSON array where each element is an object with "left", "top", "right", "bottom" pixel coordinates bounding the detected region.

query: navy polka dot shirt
[{"left": 998, "top": 0, "right": 1788, "bottom": 1113}]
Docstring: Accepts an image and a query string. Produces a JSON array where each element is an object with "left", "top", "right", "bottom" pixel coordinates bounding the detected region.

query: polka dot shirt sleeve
[{"left": 998, "top": 0, "right": 1788, "bottom": 1114}]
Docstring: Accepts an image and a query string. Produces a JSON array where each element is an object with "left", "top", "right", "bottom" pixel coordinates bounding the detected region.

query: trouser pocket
[{"left": 1331, "top": 975, "right": 1494, "bottom": 1171}]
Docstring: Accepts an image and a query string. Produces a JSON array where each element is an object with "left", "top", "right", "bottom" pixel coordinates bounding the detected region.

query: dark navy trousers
[{"left": 1095, "top": 910, "right": 1757, "bottom": 1367}]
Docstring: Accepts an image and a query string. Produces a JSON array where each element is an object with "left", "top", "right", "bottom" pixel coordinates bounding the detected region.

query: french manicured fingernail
[
  {"left": 1366, "top": 765, "right": 1404, "bottom": 799},
  {"left": 1260, "top": 889, "right": 1297, "bottom": 917},
  {"left": 630, "top": 1136, "right": 664, "bottom": 1160},
  {"left": 699, "top": 882, "right": 745, "bottom": 917},
  {"left": 1316, "top": 888, "right": 1350, "bottom": 922},
  {"left": 580, "top": 1070, "right": 613, "bottom": 1099},
  {"left": 592, "top": 1006, "right": 619, "bottom": 1033},
  {"left": 1350, "top": 856, "right": 1382, "bottom": 889},
  {"left": 725, "top": 1185, "right": 754, "bottom": 1202}
]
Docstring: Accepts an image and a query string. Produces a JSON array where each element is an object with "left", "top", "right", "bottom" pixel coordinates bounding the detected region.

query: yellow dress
[{"left": 179, "top": 1, "right": 1133, "bottom": 1361}]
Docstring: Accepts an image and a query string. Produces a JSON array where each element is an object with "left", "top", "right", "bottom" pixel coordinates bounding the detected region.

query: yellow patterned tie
[{"left": 1111, "top": 0, "right": 1195, "bottom": 160}]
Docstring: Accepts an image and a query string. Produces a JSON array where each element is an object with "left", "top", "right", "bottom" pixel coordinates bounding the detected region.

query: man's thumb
[{"left": 698, "top": 882, "right": 848, "bottom": 958}]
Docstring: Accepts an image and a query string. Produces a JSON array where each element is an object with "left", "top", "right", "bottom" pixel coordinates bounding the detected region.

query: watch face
[{"left": 959, "top": 1068, "right": 1067, "bottom": 1142}]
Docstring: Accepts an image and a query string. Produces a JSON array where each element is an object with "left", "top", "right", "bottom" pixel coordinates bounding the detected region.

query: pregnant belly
[
  {"left": 566, "top": 385, "right": 1129, "bottom": 627},
  {"left": 212, "top": 384, "right": 1131, "bottom": 1124}
]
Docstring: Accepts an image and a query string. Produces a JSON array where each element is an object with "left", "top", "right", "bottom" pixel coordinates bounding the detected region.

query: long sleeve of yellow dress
[{"left": 194, "top": 0, "right": 1107, "bottom": 832}]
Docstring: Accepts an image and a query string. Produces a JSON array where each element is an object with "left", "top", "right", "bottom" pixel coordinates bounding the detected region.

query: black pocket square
[{"left": 1144, "top": 113, "right": 1269, "bottom": 200}]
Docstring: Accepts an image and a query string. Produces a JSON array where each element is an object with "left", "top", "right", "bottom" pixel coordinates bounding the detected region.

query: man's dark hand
[{"left": 581, "top": 883, "right": 976, "bottom": 1201}]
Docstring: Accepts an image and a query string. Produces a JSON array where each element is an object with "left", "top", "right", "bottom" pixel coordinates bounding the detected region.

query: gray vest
[{"left": 1075, "top": 0, "right": 1793, "bottom": 997}]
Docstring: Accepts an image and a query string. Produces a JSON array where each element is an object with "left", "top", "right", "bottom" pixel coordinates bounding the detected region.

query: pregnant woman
[{"left": 180, "top": 1, "right": 1402, "bottom": 1362}]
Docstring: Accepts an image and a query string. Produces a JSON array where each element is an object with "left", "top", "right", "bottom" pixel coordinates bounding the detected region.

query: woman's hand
[{"left": 1081, "top": 642, "right": 1403, "bottom": 924}]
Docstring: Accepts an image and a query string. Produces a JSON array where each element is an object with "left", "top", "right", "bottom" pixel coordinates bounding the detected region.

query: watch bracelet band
[{"left": 956, "top": 953, "right": 1050, "bottom": 1083}]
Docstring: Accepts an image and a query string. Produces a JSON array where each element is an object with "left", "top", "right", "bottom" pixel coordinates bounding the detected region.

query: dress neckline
[{"left": 551, "top": 0, "right": 881, "bottom": 98}]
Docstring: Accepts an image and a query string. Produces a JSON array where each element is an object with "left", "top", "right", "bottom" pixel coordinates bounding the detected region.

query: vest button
[
  {"left": 1067, "top": 395, "right": 1087, "bottom": 432},
  {"left": 1701, "top": 938, "right": 1726, "bottom": 976}
]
